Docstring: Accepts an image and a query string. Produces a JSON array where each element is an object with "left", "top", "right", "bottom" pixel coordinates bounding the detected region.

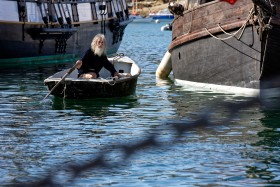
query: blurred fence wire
[{"left": 12, "top": 88, "right": 280, "bottom": 187}]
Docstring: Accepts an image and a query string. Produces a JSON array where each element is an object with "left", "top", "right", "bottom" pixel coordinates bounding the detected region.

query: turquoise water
[{"left": 1, "top": 22, "right": 280, "bottom": 186}]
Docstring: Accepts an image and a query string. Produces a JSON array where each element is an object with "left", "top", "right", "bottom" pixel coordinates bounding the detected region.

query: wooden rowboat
[{"left": 44, "top": 55, "right": 141, "bottom": 99}]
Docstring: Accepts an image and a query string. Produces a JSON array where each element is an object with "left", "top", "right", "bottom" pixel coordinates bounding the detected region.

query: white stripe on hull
[{"left": 175, "top": 78, "right": 260, "bottom": 97}]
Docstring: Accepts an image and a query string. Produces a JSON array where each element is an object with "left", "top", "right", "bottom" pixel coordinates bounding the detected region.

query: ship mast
[{"left": 132, "top": 0, "right": 138, "bottom": 15}]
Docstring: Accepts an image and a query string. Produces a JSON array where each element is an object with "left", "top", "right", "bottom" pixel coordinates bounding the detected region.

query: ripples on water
[{"left": 1, "top": 22, "right": 280, "bottom": 186}]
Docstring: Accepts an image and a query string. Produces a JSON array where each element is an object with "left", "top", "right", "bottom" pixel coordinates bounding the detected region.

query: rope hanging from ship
[
  {"left": 204, "top": 8, "right": 254, "bottom": 41},
  {"left": 206, "top": 0, "right": 280, "bottom": 82},
  {"left": 252, "top": 0, "right": 276, "bottom": 16},
  {"left": 203, "top": 7, "right": 261, "bottom": 62},
  {"left": 17, "top": 0, "right": 27, "bottom": 41},
  {"left": 251, "top": 0, "right": 280, "bottom": 81}
]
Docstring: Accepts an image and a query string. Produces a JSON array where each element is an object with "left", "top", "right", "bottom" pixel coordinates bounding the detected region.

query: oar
[{"left": 43, "top": 63, "right": 78, "bottom": 100}]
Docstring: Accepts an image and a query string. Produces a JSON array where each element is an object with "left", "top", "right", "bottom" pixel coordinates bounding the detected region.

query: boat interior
[{"left": 48, "top": 58, "right": 140, "bottom": 80}]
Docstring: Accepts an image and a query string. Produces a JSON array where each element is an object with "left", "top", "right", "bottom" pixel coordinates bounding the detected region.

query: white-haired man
[{"left": 76, "top": 34, "right": 120, "bottom": 79}]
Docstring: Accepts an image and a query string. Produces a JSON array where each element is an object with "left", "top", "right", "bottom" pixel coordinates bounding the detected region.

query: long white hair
[{"left": 91, "top": 34, "right": 107, "bottom": 56}]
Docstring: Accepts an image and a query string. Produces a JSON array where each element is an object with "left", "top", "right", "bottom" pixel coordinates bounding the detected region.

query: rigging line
[
  {"left": 219, "top": 24, "right": 261, "bottom": 53},
  {"left": 237, "top": 21, "right": 247, "bottom": 40},
  {"left": 205, "top": 18, "right": 249, "bottom": 40},
  {"left": 205, "top": 27, "right": 241, "bottom": 40},
  {"left": 205, "top": 8, "right": 254, "bottom": 41},
  {"left": 232, "top": 37, "right": 261, "bottom": 53},
  {"left": 221, "top": 40, "right": 261, "bottom": 62},
  {"left": 217, "top": 22, "right": 248, "bottom": 41},
  {"left": 205, "top": 20, "right": 248, "bottom": 41},
  {"left": 258, "top": 6, "right": 273, "bottom": 79},
  {"left": 183, "top": 7, "right": 195, "bottom": 35},
  {"left": 259, "top": 29, "right": 271, "bottom": 79},
  {"left": 62, "top": 83, "right": 67, "bottom": 98},
  {"left": 217, "top": 8, "right": 254, "bottom": 37}
]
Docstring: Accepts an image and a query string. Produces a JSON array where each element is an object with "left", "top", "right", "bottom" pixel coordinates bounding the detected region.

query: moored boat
[
  {"left": 163, "top": 0, "right": 280, "bottom": 95},
  {"left": 0, "top": 0, "right": 131, "bottom": 67},
  {"left": 149, "top": 9, "right": 174, "bottom": 22},
  {"left": 44, "top": 55, "right": 141, "bottom": 98},
  {"left": 129, "top": 13, "right": 153, "bottom": 23}
]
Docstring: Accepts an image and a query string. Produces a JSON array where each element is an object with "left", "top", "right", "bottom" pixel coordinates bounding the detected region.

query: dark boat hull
[
  {"left": 0, "top": 0, "right": 131, "bottom": 67},
  {"left": 0, "top": 21, "right": 123, "bottom": 59},
  {"left": 169, "top": 0, "right": 280, "bottom": 92},
  {"left": 171, "top": 26, "right": 261, "bottom": 89},
  {"left": 45, "top": 76, "right": 138, "bottom": 98}
]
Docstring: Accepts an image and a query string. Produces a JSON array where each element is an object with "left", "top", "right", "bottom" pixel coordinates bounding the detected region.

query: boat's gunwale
[
  {"left": 44, "top": 57, "right": 141, "bottom": 84},
  {"left": 169, "top": 20, "right": 248, "bottom": 51},
  {"left": 0, "top": 17, "right": 117, "bottom": 25},
  {"left": 44, "top": 74, "right": 140, "bottom": 84}
]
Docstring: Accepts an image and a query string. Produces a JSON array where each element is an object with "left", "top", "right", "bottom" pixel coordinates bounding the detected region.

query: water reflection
[
  {"left": 163, "top": 87, "right": 279, "bottom": 185},
  {"left": 155, "top": 76, "right": 174, "bottom": 87},
  {"left": 244, "top": 106, "right": 280, "bottom": 184},
  {"left": 51, "top": 96, "right": 140, "bottom": 115},
  {"left": 2, "top": 22, "right": 280, "bottom": 186}
]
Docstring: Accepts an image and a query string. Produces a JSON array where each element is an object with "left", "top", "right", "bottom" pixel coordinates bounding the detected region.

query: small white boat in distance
[
  {"left": 149, "top": 9, "right": 174, "bottom": 22},
  {"left": 129, "top": 14, "right": 153, "bottom": 23}
]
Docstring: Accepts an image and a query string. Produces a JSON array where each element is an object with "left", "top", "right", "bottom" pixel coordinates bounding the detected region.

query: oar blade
[{"left": 42, "top": 63, "right": 78, "bottom": 100}]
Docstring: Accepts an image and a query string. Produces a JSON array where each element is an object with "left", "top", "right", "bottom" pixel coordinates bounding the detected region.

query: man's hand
[
  {"left": 114, "top": 72, "right": 121, "bottom": 79},
  {"left": 76, "top": 60, "right": 82, "bottom": 69}
]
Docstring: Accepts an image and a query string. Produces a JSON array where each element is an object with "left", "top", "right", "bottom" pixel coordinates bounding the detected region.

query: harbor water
[{"left": 1, "top": 22, "right": 280, "bottom": 186}]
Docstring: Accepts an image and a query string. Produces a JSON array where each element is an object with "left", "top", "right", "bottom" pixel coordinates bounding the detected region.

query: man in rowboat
[{"left": 76, "top": 34, "right": 120, "bottom": 79}]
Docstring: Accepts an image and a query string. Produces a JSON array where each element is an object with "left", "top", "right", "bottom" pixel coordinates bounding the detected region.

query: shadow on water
[
  {"left": 155, "top": 76, "right": 175, "bottom": 87},
  {"left": 50, "top": 95, "right": 140, "bottom": 116},
  {"left": 243, "top": 105, "right": 280, "bottom": 184},
  {"left": 165, "top": 88, "right": 280, "bottom": 185},
  {"left": 0, "top": 63, "right": 70, "bottom": 74}
]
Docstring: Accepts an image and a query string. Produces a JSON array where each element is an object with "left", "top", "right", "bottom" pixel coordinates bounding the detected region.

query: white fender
[{"left": 156, "top": 50, "right": 172, "bottom": 78}]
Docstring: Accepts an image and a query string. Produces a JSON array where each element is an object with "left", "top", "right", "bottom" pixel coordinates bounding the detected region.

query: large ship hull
[
  {"left": 169, "top": 0, "right": 280, "bottom": 93},
  {"left": 0, "top": 0, "right": 131, "bottom": 67}
]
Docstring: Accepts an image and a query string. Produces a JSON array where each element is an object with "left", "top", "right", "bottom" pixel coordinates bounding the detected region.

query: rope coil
[{"left": 99, "top": 76, "right": 119, "bottom": 86}]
